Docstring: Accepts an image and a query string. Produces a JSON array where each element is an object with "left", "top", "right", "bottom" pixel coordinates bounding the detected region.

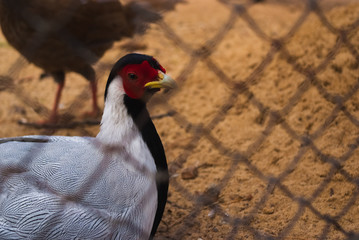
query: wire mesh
[{"left": 0, "top": 0, "right": 359, "bottom": 239}]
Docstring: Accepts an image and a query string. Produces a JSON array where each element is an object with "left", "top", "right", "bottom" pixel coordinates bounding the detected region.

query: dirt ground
[{"left": 1, "top": 0, "right": 359, "bottom": 239}]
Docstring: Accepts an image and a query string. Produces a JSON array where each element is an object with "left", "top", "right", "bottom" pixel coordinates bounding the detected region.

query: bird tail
[{"left": 124, "top": 0, "right": 186, "bottom": 34}]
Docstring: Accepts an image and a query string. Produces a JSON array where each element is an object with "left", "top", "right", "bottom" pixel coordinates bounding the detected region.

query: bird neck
[
  {"left": 97, "top": 76, "right": 150, "bottom": 146},
  {"left": 97, "top": 93, "right": 137, "bottom": 146},
  {"left": 97, "top": 76, "right": 169, "bottom": 237},
  {"left": 96, "top": 78, "right": 156, "bottom": 173}
]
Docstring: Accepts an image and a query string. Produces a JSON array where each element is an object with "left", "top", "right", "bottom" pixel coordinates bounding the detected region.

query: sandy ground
[{"left": 1, "top": 0, "right": 359, "bottom": 239}]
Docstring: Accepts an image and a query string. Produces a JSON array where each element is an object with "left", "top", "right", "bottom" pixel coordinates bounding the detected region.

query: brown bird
[{"left": 0, "top": 0, "right": 183, "bottom": 124}]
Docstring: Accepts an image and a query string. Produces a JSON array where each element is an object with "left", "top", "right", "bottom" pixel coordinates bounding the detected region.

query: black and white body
[{"left": 0, "top": 53, "right": 176, "bottom": 239}]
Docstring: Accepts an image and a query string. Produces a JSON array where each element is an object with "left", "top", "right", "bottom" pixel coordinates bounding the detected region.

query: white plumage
[
  {"left": 0, "top": 53, "right": 176, "bottom": 239},
  {"left": 0, "top": 136, "right": 156, "bottom": 239}
]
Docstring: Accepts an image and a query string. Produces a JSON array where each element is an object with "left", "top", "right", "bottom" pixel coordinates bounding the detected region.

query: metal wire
[{"left": 0, "top": 0, "right": 359, "bottom": 239}]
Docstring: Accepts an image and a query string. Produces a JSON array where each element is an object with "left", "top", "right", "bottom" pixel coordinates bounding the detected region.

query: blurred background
[{"left": 1, "top": 0, "right": 359, "bottom": 239}]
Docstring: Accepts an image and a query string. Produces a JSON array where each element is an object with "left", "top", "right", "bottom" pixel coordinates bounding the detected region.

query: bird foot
[
  {"left": 82, "top": 108, "right": 101, "bottom": 120},
  {"left": 18, "top": 115, "right": 59, "bottom": 129},
  {"left": 36, "top": 115, "right": 59, "bottom": 126},
  {"left": 18, "top": 113, "right": 97, "bottom": 129}
]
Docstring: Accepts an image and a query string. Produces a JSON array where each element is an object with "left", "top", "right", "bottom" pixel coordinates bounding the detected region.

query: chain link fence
[{"left": 0, "top": 0, "right": 359, "bottom": 239}]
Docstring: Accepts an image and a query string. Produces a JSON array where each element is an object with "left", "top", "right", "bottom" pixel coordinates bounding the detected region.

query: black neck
[{"left": 123, "top": 95, "right": 169, "bottom": 239}]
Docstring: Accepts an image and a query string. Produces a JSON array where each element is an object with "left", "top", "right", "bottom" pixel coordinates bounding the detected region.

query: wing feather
[{"left": 0, "top": 135, "right": 157, "bottom": 239}]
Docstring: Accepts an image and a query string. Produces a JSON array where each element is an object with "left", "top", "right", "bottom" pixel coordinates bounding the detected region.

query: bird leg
[
  {"left": 48, "top": 81, "right": 64, "bottom": 124},
  {"left": 83, "top": 80, "right": 100, "bottom": 118},
  {"left": 37, "top": 72, "right": 65, "bottom": 125},
  {"left": 80, "top": 66, "right": 100, "bottom": 119}
]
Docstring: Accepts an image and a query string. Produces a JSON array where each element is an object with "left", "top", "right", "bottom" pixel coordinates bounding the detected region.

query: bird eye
[{"left": 128, "top": 73, "right": 138, "bottom": 80}]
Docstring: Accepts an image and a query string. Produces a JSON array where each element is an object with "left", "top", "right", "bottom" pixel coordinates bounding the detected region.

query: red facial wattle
[{"left": 120, "top": 60, "right": 166, "bottom": 99}]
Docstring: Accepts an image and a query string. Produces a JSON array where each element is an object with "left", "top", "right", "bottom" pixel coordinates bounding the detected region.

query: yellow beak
[{"left": 144, "top": 72, "right": 177, "bottom": 90}]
